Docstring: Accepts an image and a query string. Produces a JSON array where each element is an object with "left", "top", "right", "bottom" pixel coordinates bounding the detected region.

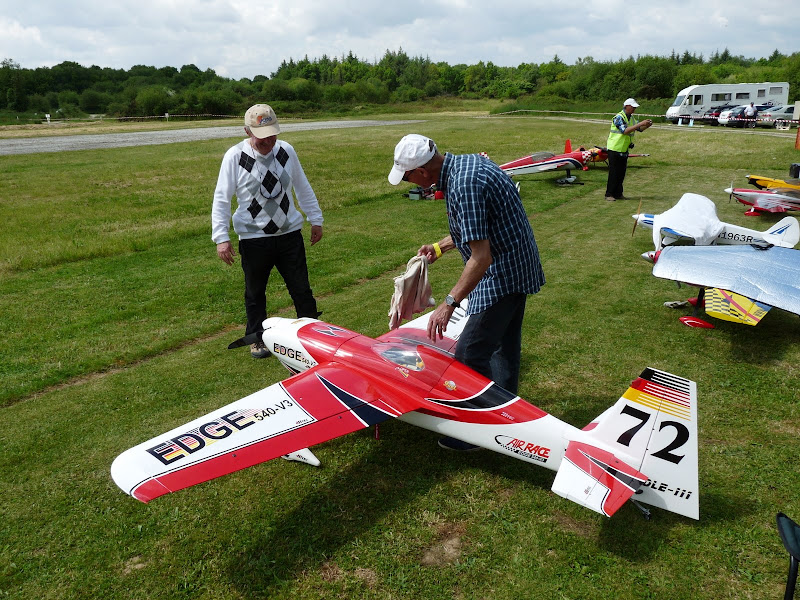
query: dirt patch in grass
[
  {"left": 420, "top": 522, "right": 467, "bottom": 566},
  {"left": 354, "top": 567, "right": 379, "bottom": 588},
  {"left": 122, "top": 555, "right": 147, "bottom": 575},
  {"left": 550, "top": 510, "right": 598, "bottom": 541},
  {"left": 319, "top": 561, "right": 344, "bottom": 582}
]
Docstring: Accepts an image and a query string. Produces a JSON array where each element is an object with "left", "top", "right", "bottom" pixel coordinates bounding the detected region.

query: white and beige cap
[
  {"left": 388, "top": 134, "right": 437, "bottom": 185},
  {"left": 244, "top": 104, "right": 281, "bottom": 138}
]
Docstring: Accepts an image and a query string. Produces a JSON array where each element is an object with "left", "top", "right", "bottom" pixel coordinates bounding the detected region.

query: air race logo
[{"left": 494, "top": 435, "right": 550, "bottom": 463}]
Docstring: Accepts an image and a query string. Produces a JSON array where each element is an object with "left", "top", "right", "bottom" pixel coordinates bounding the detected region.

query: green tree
[
  {"left": 80, "top": 89, "right": 110, "bottom": 113},
  {"left": 135, "top": 86, "right": 171, "bottom": 116},
  {"left": 673, "top": 64, "right": 714, "bottom": 92}
]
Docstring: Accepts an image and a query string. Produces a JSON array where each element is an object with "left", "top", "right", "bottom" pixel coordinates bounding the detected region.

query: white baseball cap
[
  {"left": 244, "top": 104, "right": 281, "bottom": 138},
  {"left": 388, "top": 134, "right": 437, "bottom": 185},
  {"left": 624, "top": 98, "right": 640, "bottom": 108}
]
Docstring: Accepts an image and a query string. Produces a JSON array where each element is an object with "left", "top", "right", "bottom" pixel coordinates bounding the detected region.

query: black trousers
[
  {"left": 605, "top": 150, "right": 629, "bottom": 199},
  {"left": 239, "top": 230, "right": 318, "bottom": 335},
  {"left": 454, "top": 293, "right": 528, "bottom": 394}
]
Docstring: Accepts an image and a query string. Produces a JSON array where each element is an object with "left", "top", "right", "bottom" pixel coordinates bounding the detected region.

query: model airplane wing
[
  {"left": 652, "top": 245, "right": 800, "bottom": 316},
  {"left": 111, "top": 363, "right": 424, "bottom": 502},
  {"left": 747, "top": 174, "right": 800, "bottom": 191}
]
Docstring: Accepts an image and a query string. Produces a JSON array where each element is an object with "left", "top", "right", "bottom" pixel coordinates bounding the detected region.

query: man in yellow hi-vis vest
[{"left": 605, "top": 98, "right": 652, "bottom": 201}]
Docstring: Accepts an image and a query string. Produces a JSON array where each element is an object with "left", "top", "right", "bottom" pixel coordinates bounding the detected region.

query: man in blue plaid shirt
[{"left": 389, "top": 134, "right": 546, "bottom": 451}]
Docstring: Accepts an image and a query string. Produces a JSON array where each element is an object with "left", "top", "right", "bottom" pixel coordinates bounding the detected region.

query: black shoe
[{"left": 438, "top": 437, "right": 481, "bottom": 451}]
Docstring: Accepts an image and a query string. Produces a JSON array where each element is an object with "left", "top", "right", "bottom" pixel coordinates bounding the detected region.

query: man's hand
[
  {"left": 427, "top": 303, "right": 455, "bottom": 341},
  {"left": 216, "top": 241, "right": 236, "bottom": 265},
  {"left": 417, "top": 244, "right": 439, "bottom": 263},
  {"left": 639, "top": 119, "right": 653, "bottom": 131},
  {"left": 310, "top": 225, "right": 323, "bottom": 245}
]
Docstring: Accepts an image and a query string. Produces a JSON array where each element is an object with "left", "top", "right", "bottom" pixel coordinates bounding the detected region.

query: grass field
[{"left": 1, "top": 113, "right": 799, "bottom": 599}]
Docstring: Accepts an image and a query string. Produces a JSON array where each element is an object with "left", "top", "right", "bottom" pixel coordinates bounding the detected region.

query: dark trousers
[
  {"left": 239, "top": 230, "right": 318, "bottom": 335},
  {"left": 455, "top": 293, "right": 528, "bottom": 394},
  {"left": 605, "top": 150, "right": 629, "bottom": 199}
]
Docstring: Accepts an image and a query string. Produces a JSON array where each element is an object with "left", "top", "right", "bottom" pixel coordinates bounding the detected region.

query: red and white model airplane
[
  {"left": 725, "top": 186, "right": 800, "bottom": 216},
  {"left": 111, "top": 308, "right": 699, "bottom": 520},
  {"left": 492, "top": 140, "right": 649, "bottom": 184}
]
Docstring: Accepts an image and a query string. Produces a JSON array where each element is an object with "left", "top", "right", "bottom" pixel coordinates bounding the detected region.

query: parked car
[
  {"left": 719, "top": 104, "right": 774, "bottom": 128},
  {"left": 756, "top": 105, "right": 796, "bottom": 128},
  {"left": 718, "top": 106, "right": 746, "bottom": 127},
  {"left": 702, "top": 104, "right": 738, "bottom": 125}
]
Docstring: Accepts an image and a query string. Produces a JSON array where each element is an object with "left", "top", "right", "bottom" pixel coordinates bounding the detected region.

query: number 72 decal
[{"left": 616, "top": 404, "right": 690, "bottom": 464}]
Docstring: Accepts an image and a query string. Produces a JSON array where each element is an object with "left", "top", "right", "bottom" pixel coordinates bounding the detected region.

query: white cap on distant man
[
  {"left": 624, "top": 98, "right": 639, "bottom": 108},
  {"left": 388, "top": 134, "right": 437, "bottom": 185},
  {"left": 245, "top": 104, "right": 281, "bottom": 138}
]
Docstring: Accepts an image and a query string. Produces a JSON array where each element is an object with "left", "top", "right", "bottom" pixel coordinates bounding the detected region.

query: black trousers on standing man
[
  {"left": 605, "top": 149, "right": 629, "bottom": 199},
  {"left": 239, "top": 230, "right": 319, "bottom": 335}
]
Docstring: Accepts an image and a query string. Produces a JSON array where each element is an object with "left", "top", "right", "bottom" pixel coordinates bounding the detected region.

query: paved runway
[{"left": 0, "top": 119, "right": 421, "bottom": 156}]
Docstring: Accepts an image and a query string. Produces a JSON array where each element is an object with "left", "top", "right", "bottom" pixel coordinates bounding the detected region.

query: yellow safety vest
[{"left": 607, "top": 110, "right": 636, "bottom": 152}]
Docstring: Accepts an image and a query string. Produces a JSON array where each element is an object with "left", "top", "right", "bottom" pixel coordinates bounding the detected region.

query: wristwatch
[{"left": 445, "top": 294, "right": 461, "bottom": 309}]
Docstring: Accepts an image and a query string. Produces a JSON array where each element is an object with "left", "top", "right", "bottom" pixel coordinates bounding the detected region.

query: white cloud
[{"left": 0, "top": 0, "right": 797, "bottom": 80}]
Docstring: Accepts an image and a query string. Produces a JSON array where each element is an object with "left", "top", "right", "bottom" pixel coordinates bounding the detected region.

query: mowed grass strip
[{"left": 1, "top": 115, "right": 799, "bottom": 599}]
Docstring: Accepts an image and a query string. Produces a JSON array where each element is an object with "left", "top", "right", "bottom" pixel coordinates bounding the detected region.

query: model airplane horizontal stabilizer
[
  {"left": 112, "top": 310, "right": 698, "bottom": 520},
  {"left": 569, "top": 367, "right": 699, "bottom": 519}
]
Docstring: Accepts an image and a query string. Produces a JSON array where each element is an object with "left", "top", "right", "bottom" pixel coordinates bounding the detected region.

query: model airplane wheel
[{"left": 679, "top": 316, "right": 715, "bottom": 329}]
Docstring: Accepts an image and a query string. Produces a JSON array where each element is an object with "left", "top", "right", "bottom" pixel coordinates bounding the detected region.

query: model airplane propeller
[{"left": 111, "top": 307, "right": 699, "bottom": 520}]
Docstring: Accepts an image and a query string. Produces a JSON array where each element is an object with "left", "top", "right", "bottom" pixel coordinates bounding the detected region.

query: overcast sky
[{"left": 2, "top": 1, "right": 798, "bottom": 81}]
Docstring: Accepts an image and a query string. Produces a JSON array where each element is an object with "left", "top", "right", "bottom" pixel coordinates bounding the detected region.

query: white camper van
[{"left": 666, "top": 82, "right": 789, "bottom": 123}]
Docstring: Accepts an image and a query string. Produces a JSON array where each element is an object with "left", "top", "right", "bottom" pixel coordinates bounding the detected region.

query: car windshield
[{"left": 671, "top": 95, "right": 686, "bottom": 107}]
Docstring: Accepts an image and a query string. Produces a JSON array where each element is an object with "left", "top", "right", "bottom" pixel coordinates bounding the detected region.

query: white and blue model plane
[{"left": 633, "top": 193, "right": 799, "bottom": 255}]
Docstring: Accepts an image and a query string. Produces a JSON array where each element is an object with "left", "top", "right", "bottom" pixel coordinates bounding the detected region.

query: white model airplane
[
  {"left": 633, "top": 193, "right": 799, "bottom": 255},
  {"left": 111, "top": 307, "right": 699, "bottom": 520}
]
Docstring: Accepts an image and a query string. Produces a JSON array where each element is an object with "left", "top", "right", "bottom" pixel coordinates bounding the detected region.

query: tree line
[{"left": 1, "top": 48, "right": 798, "bottom": 119}]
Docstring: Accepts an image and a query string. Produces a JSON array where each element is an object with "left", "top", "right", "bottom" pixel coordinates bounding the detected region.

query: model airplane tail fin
[
  {"left": 551, "top": 441, "right": 647, "bottom": 517},
  {"left": 763, "top": 216, "right": 800, "bottom": 248},
  {"left": 554, "top": 368, "right": 699, "bottom": 519},
  {"left": 564, "top": 139, "right": 572, "bottom": 153}
]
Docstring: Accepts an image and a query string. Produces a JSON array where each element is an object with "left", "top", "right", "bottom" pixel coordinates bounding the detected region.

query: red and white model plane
[
  {"left": 492, "top": 140, "right": 649, "bottom": 184},
  {"left": 111, "top": 309, "right": 699, "bottom": 520},
  {"left": 725, "top": 186, "right": 800, "bottom": 216}
]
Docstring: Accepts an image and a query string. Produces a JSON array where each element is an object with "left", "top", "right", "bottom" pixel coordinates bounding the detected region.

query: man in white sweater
[{"left": 212, "top": 104, "right": 324, "bottom": 357}]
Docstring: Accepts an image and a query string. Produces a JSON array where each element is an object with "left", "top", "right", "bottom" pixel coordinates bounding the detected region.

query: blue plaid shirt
[{"left": 438, "top": 152, "right": 545, "bottom": 314}]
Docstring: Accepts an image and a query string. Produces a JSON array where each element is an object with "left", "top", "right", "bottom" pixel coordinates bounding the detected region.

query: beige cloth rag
[{"left": 388, "top": 255, "right": 436, "bottom": 329}]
